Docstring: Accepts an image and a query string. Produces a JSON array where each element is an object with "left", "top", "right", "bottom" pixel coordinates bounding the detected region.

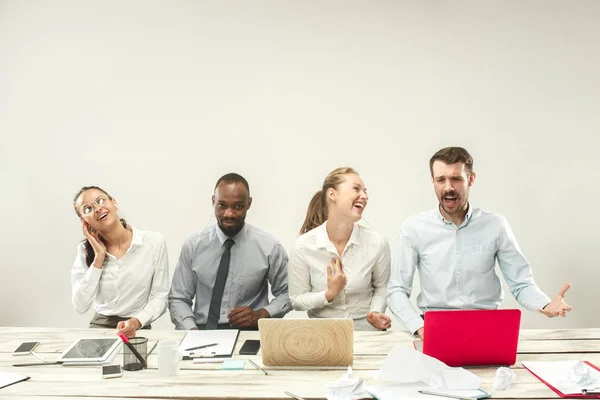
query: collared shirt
[
  {"left": 288, "top": 221, "right": 391, "bottom": 322},
  {"left": 71, "top": 227, "right": 170, "bottom": 327},
  {"left": 387, "top": 206, "right": 551, "bottom": 334},
  {"left": 168, "top": 223, "right": 292, "bottom": 330}
]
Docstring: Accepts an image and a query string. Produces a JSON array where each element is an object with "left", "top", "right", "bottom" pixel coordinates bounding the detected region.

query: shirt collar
[
  {"left": 315, "top": 221, "right": 361, "bottom": 251},
  {"left": 215, "top": 223, "right": 247, "bottom": 248},
  {"left": 130, "top": 226, "right": 143, "bottom": 246},
  {"left": 436, "top": 203, "right": 474, "bottom": 226}
]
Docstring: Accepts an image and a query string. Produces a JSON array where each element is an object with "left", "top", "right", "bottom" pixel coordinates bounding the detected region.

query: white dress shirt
[
  {"left": 71, "top": 227, "right": 170, "bottom": 327},
  {"left": 387, "top": 206, "right": 551, "bottom": 334},
  {"left": 288, "top": 221, "right": 391, "bottom": 326}
]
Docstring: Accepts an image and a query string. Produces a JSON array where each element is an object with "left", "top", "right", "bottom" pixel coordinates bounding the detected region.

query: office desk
[{"left": 1, "top": 327, "right": 599, "bottom": 399}]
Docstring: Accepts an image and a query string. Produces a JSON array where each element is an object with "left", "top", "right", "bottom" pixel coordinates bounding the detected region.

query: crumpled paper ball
[
  {"left": 570, "top": 361, "right": 595, "bottom": 385},
  {"left": 494, "top": 367, "right": 516, "bottom": 390},
  {"left": 325, "top": 366, "right": 368, "bottom": 400}
]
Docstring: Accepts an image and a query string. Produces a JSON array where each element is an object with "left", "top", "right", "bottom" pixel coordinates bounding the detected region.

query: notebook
[
  {"left": 258, "top": 318, "right": 353, "bottom": 367},
  {"left": 179, "top": 329, "right": 239, "bottom": 360},
  {"left": 522, "top": 360, "right": 600, "bottom": 398},
  {"left": 417, "top": 309, "right": 521, "bottom": 367},
  {"left": 0, "top": 371, "right": 30, "bottom": 389}
]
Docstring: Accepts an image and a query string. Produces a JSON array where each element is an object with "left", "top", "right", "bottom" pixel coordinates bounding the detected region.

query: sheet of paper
[
  {"left": 368, "top": 383, "right": 489, "bottom": 400},
  {"left": 179, "top": 329, "right": 239, "bottom": 359},
  {"left": 0, "top": 371, "right": 30, "bottom": 389},
  {"left": 375, "top": 346, "right": 481, "bottom": 390},
  {"left": 522, "top": 360, "right": 600, "bottom": 395}
]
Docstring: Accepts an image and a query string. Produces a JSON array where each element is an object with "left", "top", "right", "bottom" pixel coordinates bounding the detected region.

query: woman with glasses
[{"left": 71, "top": 186, "right": 169, "bottom": 337}]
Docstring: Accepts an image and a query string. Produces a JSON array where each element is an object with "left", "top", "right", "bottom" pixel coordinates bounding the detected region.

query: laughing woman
[
  {"left": 71, "top": 186, "right": 169, "bottom": 337},
  {"left": 288, "top": 167, "right": 391, "bottom": 331}
]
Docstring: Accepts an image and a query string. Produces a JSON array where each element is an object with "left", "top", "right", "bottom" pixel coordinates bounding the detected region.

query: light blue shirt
[
  {"left": 387, "top": 205, "right": 551, "bottom": 334},
  {"left": 168, "top": 223, "right": 292, "bottom": 330}
]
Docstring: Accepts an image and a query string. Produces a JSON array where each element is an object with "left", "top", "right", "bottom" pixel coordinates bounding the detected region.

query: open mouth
[
  {"left": 353, "top": 202, "right": 366, "bottom": 212},
  {"left": 443, "top": 195, "right": 458, "bottom": 207},
  {"left": 98, "top": 212, "right": 108, "bottom": 221}
]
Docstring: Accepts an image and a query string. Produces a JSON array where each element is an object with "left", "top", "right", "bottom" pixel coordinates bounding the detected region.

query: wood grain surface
[{"left": 258, "top": 319, "right": 354, "bottom": 367}]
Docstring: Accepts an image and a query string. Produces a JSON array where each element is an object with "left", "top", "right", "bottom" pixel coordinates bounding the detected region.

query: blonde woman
[{"left": 288, "top": 167, "right": 391, "bottom": 330}]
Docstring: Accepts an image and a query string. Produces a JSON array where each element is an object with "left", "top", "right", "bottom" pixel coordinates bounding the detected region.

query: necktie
[{"left": 206, "top": 238, "right": 235, "bottom": 330}]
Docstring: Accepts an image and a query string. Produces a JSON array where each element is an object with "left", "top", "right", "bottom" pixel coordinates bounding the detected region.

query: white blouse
[
  {"left": 288, "top": 221, "right": 390, "bottom": 320},
  {"left": 71, "top": 227, "right": 169, "bottom": 326}
]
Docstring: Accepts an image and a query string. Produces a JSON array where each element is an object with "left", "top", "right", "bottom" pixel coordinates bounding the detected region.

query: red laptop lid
[{"left": 422, "top": 309, "right": 521, "bottom": 367}]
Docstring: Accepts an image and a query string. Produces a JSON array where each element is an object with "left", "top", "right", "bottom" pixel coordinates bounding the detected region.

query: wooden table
[{"left": 1, "top": 327, "right": 599, "bottom": 399}]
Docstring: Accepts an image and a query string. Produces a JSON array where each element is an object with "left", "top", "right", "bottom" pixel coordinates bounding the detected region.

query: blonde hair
[{"left": 299, "top": 167, "right": 359, "bottom": 235}]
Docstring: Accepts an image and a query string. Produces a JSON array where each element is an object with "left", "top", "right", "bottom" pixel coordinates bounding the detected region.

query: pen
[
  {"left": 185, "top": 343, "right": 218, "bottom": 352},
  {"left": 118, "top": 333, "right": 147, "bottom": 369},
  {"left": 248, "top": 359, "right": 268, "bottom": 375},
  {"left": 284, "top": 391, "right": 307, "bottom": 400},
  {"left": 418, "top": 390, "right": 481, "bottom": 400},
  {"left": 147, "top": 341, "right": 158, "bottom": 357}
]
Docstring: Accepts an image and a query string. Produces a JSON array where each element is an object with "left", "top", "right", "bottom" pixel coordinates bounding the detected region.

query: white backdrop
[{"left": 1, "top": 0, "right": 598, "bottom": 331}]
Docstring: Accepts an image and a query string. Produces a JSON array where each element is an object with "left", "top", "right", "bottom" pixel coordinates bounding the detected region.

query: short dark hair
[
  {"left": 214, "top": 173, "right": 250, "bottom": 194},
  {"left": 429, "top": 147, "right": 474, "bottom": 176}
]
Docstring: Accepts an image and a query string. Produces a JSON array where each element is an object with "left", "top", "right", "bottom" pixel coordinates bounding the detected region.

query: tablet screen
[{"left": 61, "top": 338, "right": 119, "bottom": 360}]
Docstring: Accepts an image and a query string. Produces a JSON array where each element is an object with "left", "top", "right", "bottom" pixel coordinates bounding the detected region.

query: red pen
[{"left": 118, "top": 333, "right": 146, "bottom": 369}]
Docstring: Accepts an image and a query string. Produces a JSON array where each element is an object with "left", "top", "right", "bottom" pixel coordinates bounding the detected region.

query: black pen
[
  {"left": 118, "top": 334, "right": 147, "bottom": 369},
  {"left": 147, "top": 341, "right": 158, "bottom": 356},
  {"left": 185, "top": 343, "right": 218, "bottom": 352},
  {"left": 248, "top": 359, "right": 268, "bottom": 375}
]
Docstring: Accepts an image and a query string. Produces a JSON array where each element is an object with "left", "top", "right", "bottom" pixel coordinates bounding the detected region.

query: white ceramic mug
[{"left": 157, "top": 339, "right": 182, "bottom": 377}]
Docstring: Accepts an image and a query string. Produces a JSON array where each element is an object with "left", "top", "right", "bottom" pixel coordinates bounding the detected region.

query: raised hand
[
  {"left": 540, "top": 283, "right": 573, "bottom": 317},
  {"left": 81, "top": 219, "right": 106, "bottom": 268},
  {"left": 325, "top": 257, "right": 347, "bottom": 303},
  {"left": 367, "top": 311, "right": 392, "bottom": 330}
]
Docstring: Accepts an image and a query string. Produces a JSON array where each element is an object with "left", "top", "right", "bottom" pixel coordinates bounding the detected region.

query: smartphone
[
  {"left": 101, "top": 364, "right": 123, "bottom": 379},
  {"left": 239, "top": 339, "right": 261, "bottom": 355},
  {"left": 12, "top": 342, "right": 40, "bottom": 356}
]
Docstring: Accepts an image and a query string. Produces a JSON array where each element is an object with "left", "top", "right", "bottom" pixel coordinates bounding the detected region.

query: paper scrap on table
[
  {"left": 494, "top": 366, "right": 516, "bottom": 390},
  {"left": 374, "top": 346, "right": 481, "bottom": 390},
  {"left": 325, "top": 366, "right": 368, "bottom": 400}
]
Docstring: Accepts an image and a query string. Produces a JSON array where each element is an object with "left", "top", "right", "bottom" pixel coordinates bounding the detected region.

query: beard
[
  {"left": 439, "top": 191, "right": 467, "bottom": 214},
  {"left": 217, "top": 218, "right": 245, "bottom": 237}
]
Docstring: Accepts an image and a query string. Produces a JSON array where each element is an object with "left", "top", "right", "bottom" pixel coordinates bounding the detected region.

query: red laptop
[{"left": 415, "top": 309, "right": 521, "bottom": 367}]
